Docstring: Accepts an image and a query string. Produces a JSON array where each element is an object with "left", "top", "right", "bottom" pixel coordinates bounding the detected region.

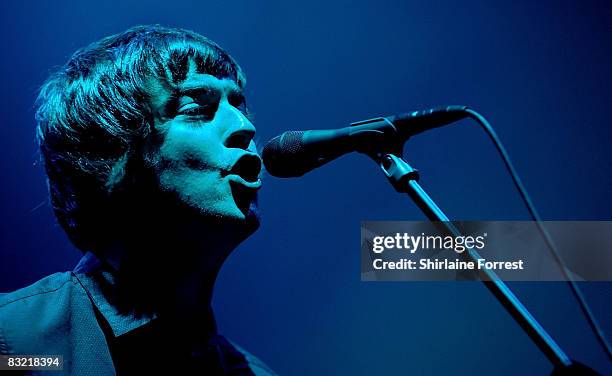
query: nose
[{"left": 222, "top": 105, "right": 256, "bottom": 150}]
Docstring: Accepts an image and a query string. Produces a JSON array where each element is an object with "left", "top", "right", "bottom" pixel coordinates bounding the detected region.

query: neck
[{"left": 101, "top": 218, "right": 248, "bottom": 324}]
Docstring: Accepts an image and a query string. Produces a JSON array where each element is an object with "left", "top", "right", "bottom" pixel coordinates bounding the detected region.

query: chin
[
  {"left": 202, "top": 198, "right": 261, "bottom": 233},
  {"left": 228, "top": 200, "right": 261, "bottom": 232},
  {"left": 243, "top": 202, "right": 261, "bottom": 232},
  {"left": 227, "top": 182, "right": 261, "bottom": 231}
]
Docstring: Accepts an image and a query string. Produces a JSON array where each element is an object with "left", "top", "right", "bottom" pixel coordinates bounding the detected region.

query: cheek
[
  {"left": 157, "top": 164, "right": 236, "bottom": 218},
  {"left": 154, "top": 126, "right": 225, "bottom": 195},
  {"left": 158, "top": 126, "right": 222, "bottom": 169},
  {"left": 151, "top": 120, "right": 242, "bottom": 213},
  {"left": 158, "top": 167, "right": 224, "bottom": 199}
]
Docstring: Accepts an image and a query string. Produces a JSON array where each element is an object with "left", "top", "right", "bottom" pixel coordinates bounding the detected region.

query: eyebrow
[
  {"left": 176, "top": 79, "right": 242, "bottom": 102},
  {"left": 179, "top": 86, "right": 216, "bottom": 99}
]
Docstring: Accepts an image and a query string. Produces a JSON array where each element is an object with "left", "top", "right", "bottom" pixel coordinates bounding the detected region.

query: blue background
[{"left": 0, "top": 0, "right": 610, "bottom": 374}]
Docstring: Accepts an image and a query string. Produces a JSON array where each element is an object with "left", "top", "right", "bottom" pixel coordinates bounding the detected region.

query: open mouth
[
  {"left": 228, "top": 154, "right": 262, "bottom": 214},
  {"left": 228, "top": 154, "right": 262, "bottom": 184}
]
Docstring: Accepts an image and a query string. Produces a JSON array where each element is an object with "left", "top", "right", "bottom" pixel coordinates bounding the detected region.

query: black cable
[{"left": 464, "top": 108, "right": 612, "bottom": 361}]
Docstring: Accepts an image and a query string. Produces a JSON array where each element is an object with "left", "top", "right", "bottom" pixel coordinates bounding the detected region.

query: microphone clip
[
  {"left": 378, "top": 153, "right": 420, "bottom": 193},
  {"left": 348, "top": 117, "right": 405, "bottom": 156}
]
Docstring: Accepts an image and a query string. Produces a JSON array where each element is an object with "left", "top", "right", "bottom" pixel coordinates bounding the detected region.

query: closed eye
[{"left": 177, "top": 103, "right": 217, "bottom": 120}]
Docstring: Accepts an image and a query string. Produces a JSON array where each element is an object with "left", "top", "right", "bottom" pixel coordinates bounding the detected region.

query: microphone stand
[{"left": 372, "top": 152, "right": 599, "bottom": 375}]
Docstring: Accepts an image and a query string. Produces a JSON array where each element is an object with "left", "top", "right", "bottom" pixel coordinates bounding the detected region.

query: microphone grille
[
  {"left": 262, "top": 131, "right": 306, "bottom": 177},
  {"left": 281, "top": 131, "right": 305, "bottom": 155}
]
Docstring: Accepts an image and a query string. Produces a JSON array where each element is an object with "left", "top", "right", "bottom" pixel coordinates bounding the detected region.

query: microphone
[{"left": 262, "top": 105, "right": 469, "bottom": 177}]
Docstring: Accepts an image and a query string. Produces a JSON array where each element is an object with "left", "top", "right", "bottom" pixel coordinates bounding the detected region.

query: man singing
[{"left": 0, "top": 25, "right": 276, "bottom": 375}]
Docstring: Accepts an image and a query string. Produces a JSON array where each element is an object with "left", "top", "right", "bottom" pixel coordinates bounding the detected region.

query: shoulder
[
  {"left": 0, "top": 272, "right": 78, "bottom": 311},
  {"left": 0, "top": 272, "right": 84, "bottom": 354},
  {"left": 227, "top": 339, "right": 279, "bottom": 376}
]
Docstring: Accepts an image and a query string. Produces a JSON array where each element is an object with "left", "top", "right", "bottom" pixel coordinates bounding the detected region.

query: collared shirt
[{"left": 0, "top": 253, "right": 276, "bottom": 375}]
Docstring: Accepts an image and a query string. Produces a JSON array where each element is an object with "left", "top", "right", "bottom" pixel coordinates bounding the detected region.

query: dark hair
[{"left": 35, "top": 25, "right": 246, "bottom": 251}]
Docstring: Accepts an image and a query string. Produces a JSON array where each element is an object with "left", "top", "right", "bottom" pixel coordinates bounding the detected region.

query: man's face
[{"left": 146, "top": 67, "right": 261, "bottom": 231}]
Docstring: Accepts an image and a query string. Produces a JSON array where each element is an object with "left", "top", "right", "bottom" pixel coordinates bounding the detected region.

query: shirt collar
[{"left": 73, "top": 252, "right": 157, "bottom": 337}]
